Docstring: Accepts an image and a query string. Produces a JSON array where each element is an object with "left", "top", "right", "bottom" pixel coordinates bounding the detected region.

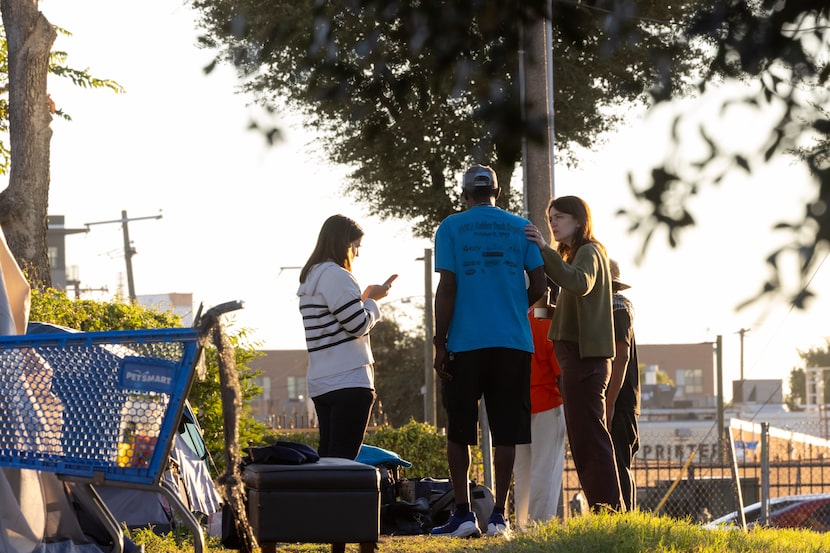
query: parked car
[{"left": 705, "top": 493, "right": 830, "bottom": 531}]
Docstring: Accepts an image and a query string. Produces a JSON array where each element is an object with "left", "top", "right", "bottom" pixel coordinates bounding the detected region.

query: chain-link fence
[{"left": 560, "top": 417, "right": 830, "bottom": 524}]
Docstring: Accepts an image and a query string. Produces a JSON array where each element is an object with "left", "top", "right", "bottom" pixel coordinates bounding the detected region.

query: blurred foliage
[
  {"left": 622, "top": 2, "right": 830, "bottom": 310},
  {"left": 191, "top": 0, "right": 830, "bottom": 310},
  {"left": 190, "top": 0, "right": 708, "bottom": 238}
]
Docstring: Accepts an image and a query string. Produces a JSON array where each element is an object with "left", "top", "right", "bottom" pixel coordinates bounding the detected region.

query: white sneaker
[{"left": 485, "top": 513, "right": 512, "bottom": 539}]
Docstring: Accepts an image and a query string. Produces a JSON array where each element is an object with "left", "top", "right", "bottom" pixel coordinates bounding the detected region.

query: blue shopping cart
[{"left": 0, "top": 327, "right": 205, "bottom": 553}]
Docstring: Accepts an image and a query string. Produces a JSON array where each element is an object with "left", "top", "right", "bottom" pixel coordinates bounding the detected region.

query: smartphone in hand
[{"left": 383, "top": 274, "right": 399, "bottom": 287}]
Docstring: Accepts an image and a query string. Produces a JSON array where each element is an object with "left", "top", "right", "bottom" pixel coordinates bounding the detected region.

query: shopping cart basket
[{"left": 0, "top": 327, "right": 205, "bottom": 553}]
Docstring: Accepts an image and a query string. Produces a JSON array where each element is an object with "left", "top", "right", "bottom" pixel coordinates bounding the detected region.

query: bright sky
[{"left": 36, "top": 0, "right": 830, "bottom": 399}]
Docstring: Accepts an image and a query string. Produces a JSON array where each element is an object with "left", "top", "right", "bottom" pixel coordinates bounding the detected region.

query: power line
[{"left": 85, "top": 210, "right": 163, "bottom": 303}]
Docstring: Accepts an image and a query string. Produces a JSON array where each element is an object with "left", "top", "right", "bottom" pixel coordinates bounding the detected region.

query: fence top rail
[
  {"left": 731, "top": 418, "right": 830, "bottom": 448},
  {"left": 0, "top": 327, "right": 199, "bottom": 348}
]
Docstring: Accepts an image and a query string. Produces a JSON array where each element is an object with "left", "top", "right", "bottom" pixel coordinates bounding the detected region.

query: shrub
[
  {"left": 264, "top": 420, "right": 487, "bottom": 483},
  {"left": 30, "top": 288, "right": 181, "bottom": 329},
  {"left": 261, "top": 429, "right": 320, "bottom": 450},
  {"left": 364, "top": 419, "right": 448, "bottom": 478}
]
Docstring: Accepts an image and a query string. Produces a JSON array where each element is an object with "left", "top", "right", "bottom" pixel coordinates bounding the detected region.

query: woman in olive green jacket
[{"left": 525, "top": 195, "right": 624, "bottom": 512}]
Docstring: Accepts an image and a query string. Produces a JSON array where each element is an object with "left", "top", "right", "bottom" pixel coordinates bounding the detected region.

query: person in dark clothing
[{"left": 605, "top": 259, "right": 640, "bottom": 511}]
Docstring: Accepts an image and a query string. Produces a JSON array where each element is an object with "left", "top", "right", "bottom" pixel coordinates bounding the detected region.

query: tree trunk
[
  {"left": 213, "top": 319, "right": 258, "bottom": 553},
  {"left": 0, "top": 0, "right": 56, "bottom": 289},
  {"left": 523, "top": 10, "right": 553, "bottom": 232}
]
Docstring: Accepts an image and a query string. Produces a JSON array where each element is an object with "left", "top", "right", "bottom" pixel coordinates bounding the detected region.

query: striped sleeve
[{"left": 299, "top": 269, "right": 379, "bottom": 353}]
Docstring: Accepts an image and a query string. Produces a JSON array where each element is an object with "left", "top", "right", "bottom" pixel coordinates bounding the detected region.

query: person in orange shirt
[{"left": 513, "top": 283, "right": 566, "bottom": 530}]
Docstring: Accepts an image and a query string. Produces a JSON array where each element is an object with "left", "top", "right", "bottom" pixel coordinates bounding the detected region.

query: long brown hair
[
  {"left": 547, "top": 196, "right": 606, "bottom": 263},
  {"left": 300, "top": 215, "right": 364, "bottom": 283}
]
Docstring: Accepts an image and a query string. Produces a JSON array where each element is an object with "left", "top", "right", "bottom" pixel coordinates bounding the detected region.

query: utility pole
[
  {"left": 716, "top": 335, "right": 725, "bottom": 462},
  {"left": 417, "top": 249, "right": 436, "bottom": 426},
  {"left": 519, "top": 1, "right": 554, "bottom": 228},
  {"left": 545, "top": 1, "right": 556, "bottom": 198},
  {"left": 737, "top": 328, "right": 751, "bottom": 382},
  {"left": 85, "top": 210, "right": 162, "bottom": 303}
]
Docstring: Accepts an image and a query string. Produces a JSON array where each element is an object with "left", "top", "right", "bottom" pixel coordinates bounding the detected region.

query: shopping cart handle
[
  {"left": 207, "top": 300, "right": 245, "bottom": 317},
  {"left": 194, "top": 300, "right": 244, "bottom": 332}
]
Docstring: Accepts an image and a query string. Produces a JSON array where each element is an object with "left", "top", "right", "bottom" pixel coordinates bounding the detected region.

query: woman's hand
[
  {"left": 362, "top": 282, "right": 391, "bottom": 301},
  {"left": 525, "top": 224, "right": 547, "bottom": 249}
]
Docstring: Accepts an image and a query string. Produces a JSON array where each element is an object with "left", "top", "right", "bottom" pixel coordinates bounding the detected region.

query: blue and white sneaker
[
  {"left": 430, "top": 511, "right": 481, "bottom": 537},
  {"left": 485, "top": 512, "right": 512, "bottom": 539}
]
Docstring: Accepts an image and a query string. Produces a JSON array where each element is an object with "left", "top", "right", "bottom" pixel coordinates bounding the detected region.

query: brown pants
[{"left": 554, "top": 341, "right": 623, "bottom": 511}]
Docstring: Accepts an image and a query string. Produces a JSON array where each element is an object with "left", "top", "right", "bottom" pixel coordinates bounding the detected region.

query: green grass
[{"left": 134, "top": 511, "right": 830, "bottom": 553}]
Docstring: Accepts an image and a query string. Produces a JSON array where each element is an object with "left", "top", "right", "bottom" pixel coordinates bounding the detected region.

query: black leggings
[{"left": 313, "top": 387, "right": 376, "bottom": 459}]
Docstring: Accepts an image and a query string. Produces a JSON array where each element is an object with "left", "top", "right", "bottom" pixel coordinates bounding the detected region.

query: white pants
[{"left": 513, "top": 405, "right": 566, "bottom": 530}]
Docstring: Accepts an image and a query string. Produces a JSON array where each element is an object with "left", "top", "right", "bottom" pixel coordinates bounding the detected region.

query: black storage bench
[{"left": 244, "top": 457, "right": 381, "bottom": 547}]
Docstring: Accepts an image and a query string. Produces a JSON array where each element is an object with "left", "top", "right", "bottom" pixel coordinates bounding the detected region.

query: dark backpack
[{"left": 429, "top": 481, "right": 495, "bottom": 530}]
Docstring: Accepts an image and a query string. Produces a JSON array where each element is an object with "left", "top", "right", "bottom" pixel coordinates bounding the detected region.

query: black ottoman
[{"left": 244, "top": 457, "right": 381, "bottom": 545}]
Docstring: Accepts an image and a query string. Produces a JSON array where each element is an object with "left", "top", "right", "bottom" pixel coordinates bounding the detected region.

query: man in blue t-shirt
[{"left": 431, "top": 164, "right": 546, "bottom": 539}]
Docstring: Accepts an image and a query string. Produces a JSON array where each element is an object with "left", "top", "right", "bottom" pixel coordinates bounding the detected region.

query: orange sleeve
[{"left": 528, "top": 314, "right": 562, "bottom": 411}]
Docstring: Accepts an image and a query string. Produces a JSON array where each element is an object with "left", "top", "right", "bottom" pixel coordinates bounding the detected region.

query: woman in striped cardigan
[{"left": 297, "top": 214, "right": 392, "bottom": 461}]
